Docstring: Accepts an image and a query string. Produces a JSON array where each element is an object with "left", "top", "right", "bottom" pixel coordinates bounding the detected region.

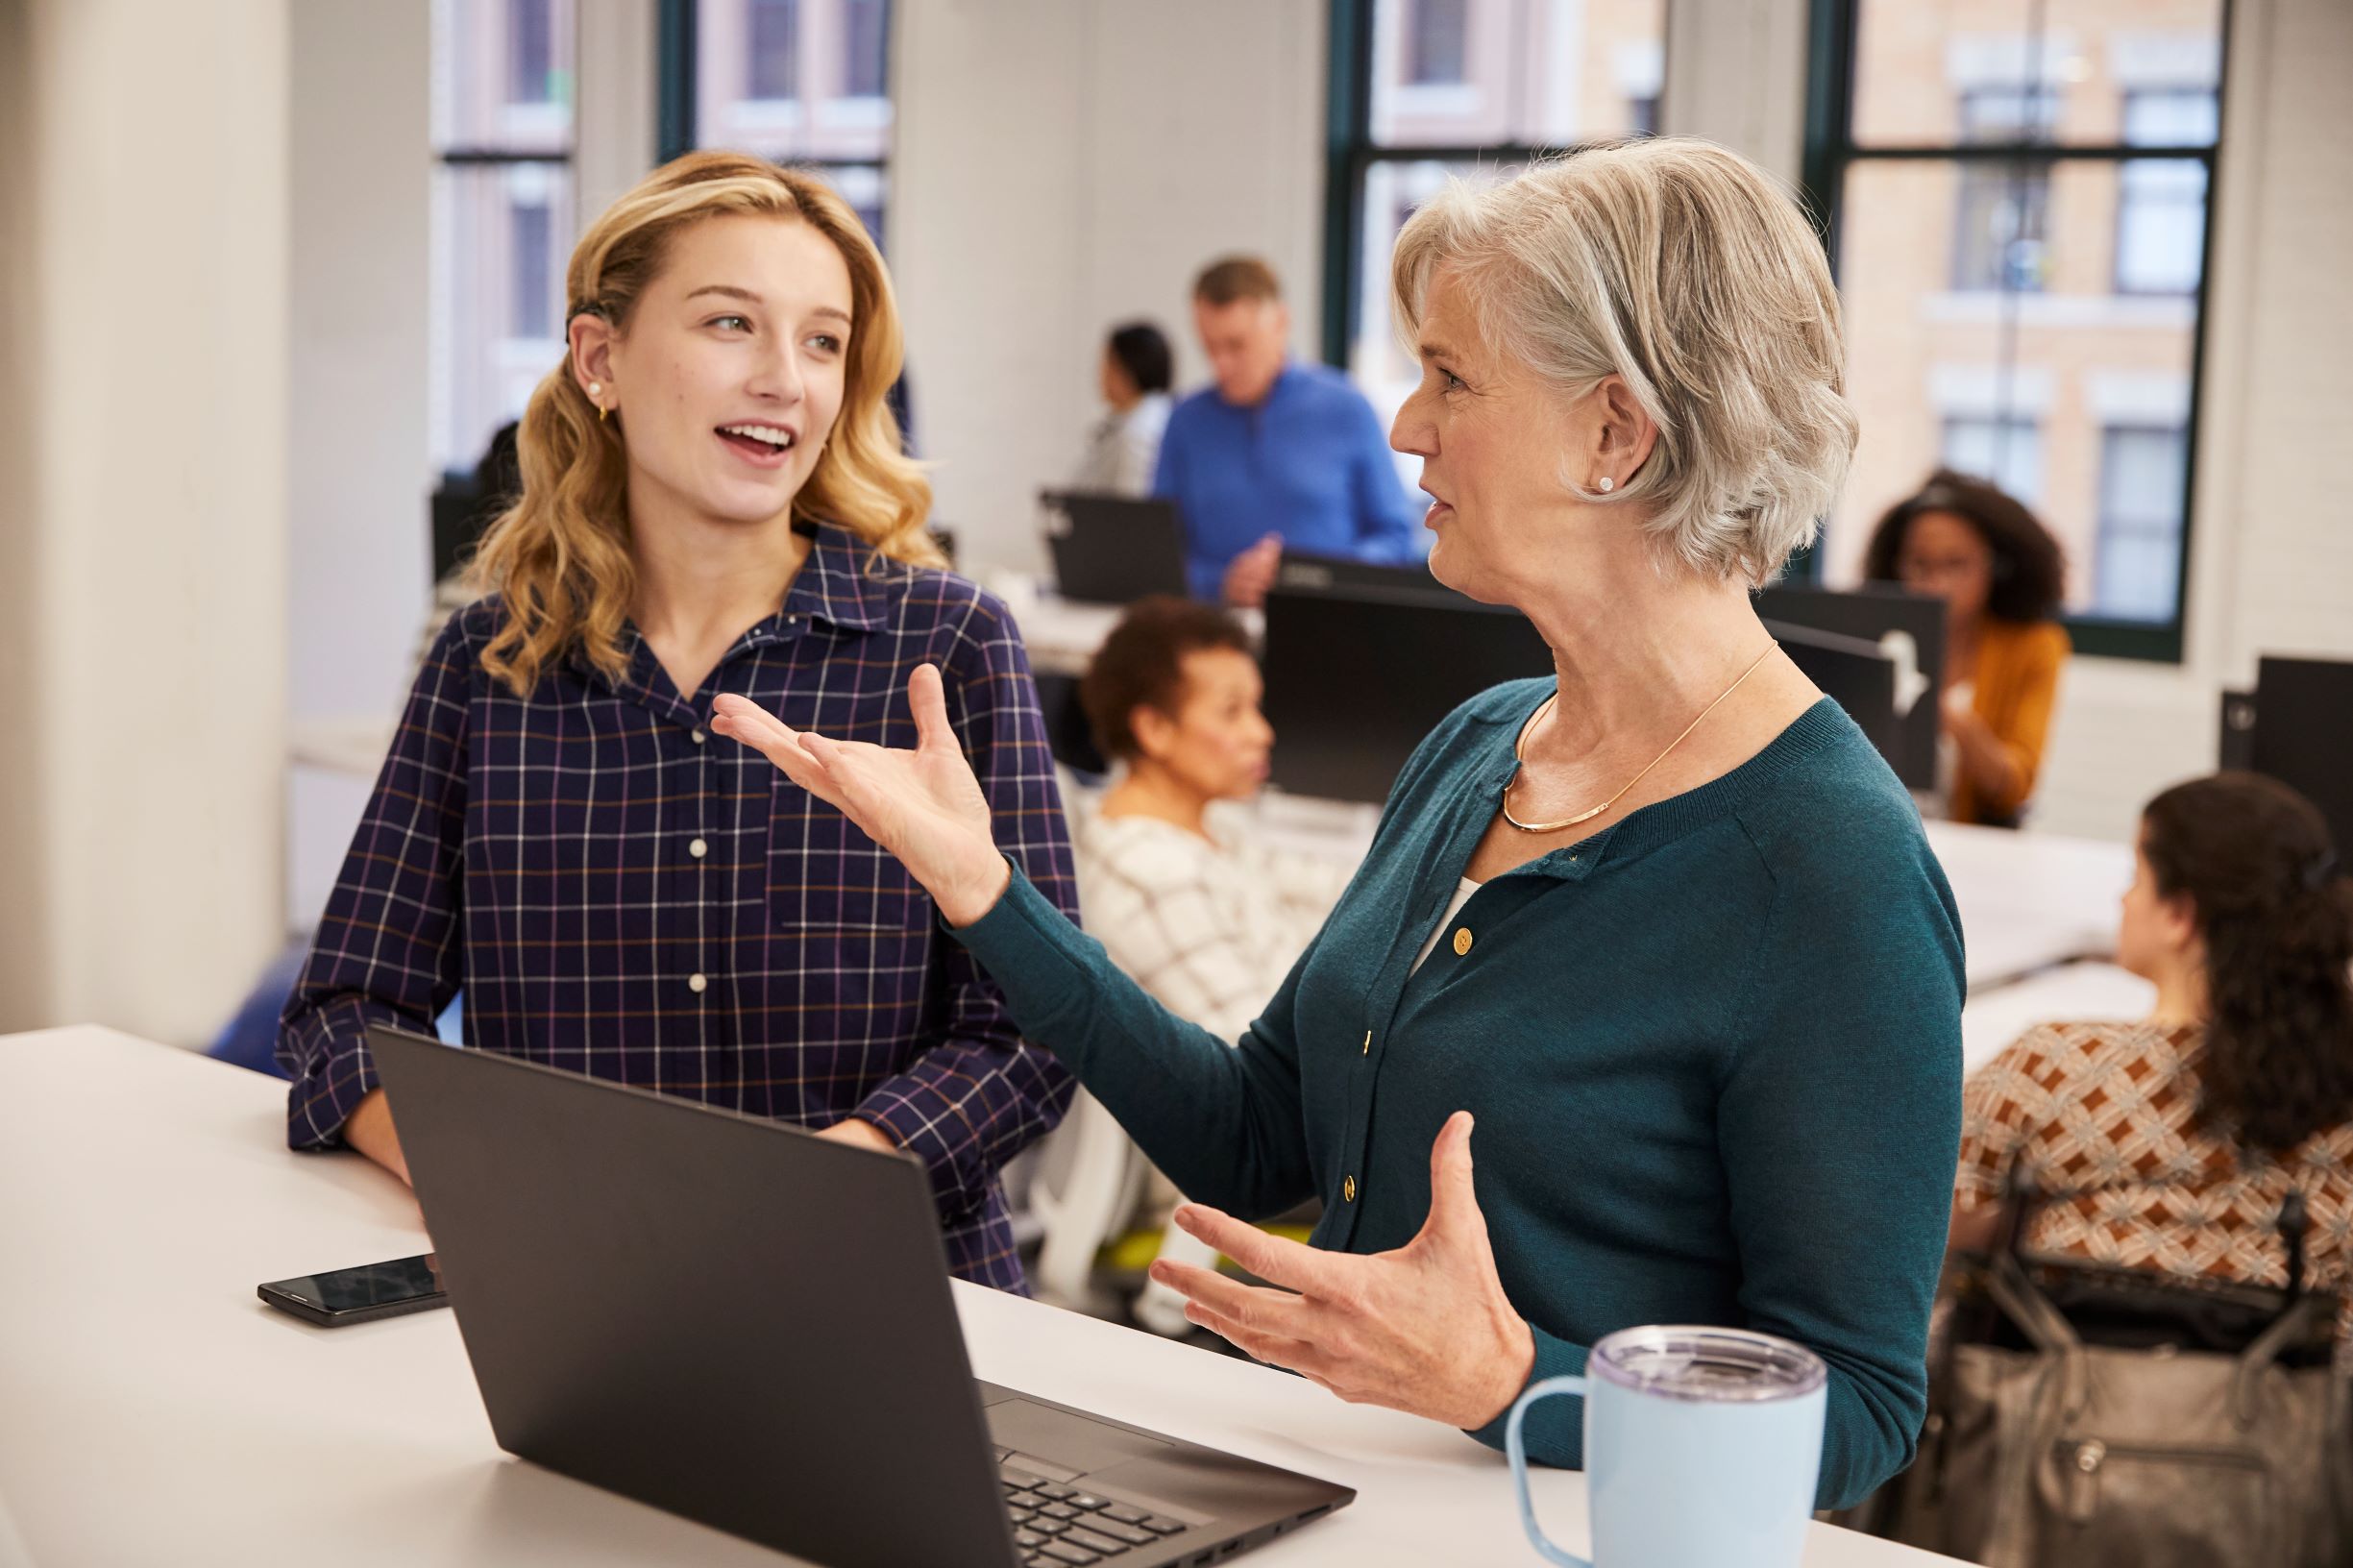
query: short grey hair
[{"left": 1391, "top": 137, "right": 1857, "bottom": 585}]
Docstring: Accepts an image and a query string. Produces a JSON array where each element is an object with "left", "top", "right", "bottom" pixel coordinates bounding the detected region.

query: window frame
[
  {"left": 1798, "top": 0, "right": 2233, "bottom": 664},
  {"left": 433, "top": 1, "right": 579, "bottom": 479},
  {"left": 658, "top": 0, "right": 894, "bottom": 251},
  {"left": 1319, "top": 0, "right": 1668, "bottom": 368}
]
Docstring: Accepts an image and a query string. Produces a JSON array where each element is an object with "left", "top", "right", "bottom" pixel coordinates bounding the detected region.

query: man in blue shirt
[{"left": 1152, "top": 257, "right": 1424, "bottom": 604}]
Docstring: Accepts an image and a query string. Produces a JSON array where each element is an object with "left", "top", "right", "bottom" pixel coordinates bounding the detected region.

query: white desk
[
  {"left": 1919, "top": 821, "right": 2132, "bottom": 994},
  {"left": 0, "top": 1028, "right": 1959, "bottom": 1568}
]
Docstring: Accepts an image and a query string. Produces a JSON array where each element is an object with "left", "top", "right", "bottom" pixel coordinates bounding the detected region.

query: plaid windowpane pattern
[
  {"left": 1957, "top": 1020, "right": 2353, "bottom": 1351},
  {"left": 1071, "top": 811, "right": 1352, "bottom": 1046},
  {"left": 280, "top": 525, "right": 1080, "bottom": 1290}
]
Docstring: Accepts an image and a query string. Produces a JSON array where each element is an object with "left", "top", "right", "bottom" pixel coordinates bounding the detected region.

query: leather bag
[{"left": 1863, "top": 1191, "right": 2353, "bottom": 1566}]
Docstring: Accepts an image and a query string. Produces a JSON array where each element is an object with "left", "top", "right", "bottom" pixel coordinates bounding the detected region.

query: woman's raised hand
[{"left": 709, "top": 664, "right": 1013, "bottom": 926}]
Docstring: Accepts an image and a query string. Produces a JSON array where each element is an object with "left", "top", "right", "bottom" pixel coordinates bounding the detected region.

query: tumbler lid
[{"left": 1587, "top": 1325, "right": 1827, "bottom": 1404}]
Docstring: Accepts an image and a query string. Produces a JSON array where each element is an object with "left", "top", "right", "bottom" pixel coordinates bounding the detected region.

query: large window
[
  {"left": 674, "top": 0, "right": 895, "bottom": 249},
  {"left": 1806, "top": 0, "right": 2227, "bottom": 660},
  {"left": 1326, "top": 0, "right": 1667, "bottom": 448},
  {"left": 431, "top": 0, "right": 576, "bottom": 474}
]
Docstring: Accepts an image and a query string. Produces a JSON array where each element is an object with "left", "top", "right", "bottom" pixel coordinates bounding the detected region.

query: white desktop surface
[
  {"left": 1919, "top": 821, "right": 2132, "bottom": 992},
  {"left": 0, "top": 1027, "right": 1961, "bottom": 1568}
]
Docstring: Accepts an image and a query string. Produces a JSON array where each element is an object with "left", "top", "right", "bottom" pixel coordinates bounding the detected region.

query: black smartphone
[{"left": 257, "top": 1253, "right": 449, "bottom": 1327}]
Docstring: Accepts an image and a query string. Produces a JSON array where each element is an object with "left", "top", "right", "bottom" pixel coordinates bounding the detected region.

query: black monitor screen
[
  {"left": 1765, "top": 622, "right": 1898, "bottom": 772},
  {"left": 1754, "top": 584, "right": 1944, "bottom": 788},
  {"left": 2252, "top": 657, "right": 2353, "bottom": 856},
  {"left": 1261, "top": 588, "right": 1552, "bottom": 806}
]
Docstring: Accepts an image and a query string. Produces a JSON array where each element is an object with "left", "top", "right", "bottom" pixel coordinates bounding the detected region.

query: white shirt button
[
  {"left": 689, "top": 837, "right": 708, "bottom": 860},
  {"left": 687, "top": 972, "right": 708, "bottom": 994},
  {"left": 691, "top": 728, "right": 707, "bottom": 745}
]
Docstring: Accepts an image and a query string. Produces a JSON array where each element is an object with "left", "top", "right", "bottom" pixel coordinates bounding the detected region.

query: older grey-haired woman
[{"left": 711, "top": 137, "right": 1963, "bottom": 1509}]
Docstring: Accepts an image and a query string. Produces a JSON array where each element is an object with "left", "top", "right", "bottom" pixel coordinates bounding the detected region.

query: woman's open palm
[{"left": 709, "top": 665, "right": 1010, "bottom": 923}]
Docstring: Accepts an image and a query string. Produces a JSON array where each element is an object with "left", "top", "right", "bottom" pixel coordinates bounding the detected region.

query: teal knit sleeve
[
  {"left": 948, "top": 864, "right": 1319, "bottom": 1220},
  {"left": 1717, "top": 806, "right": 1965, "bottom": 1509}
]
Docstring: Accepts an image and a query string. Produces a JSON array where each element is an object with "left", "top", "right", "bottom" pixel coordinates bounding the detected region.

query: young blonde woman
[{"left": 279, "top": 153, "right": 1079, "bottom": 1290}]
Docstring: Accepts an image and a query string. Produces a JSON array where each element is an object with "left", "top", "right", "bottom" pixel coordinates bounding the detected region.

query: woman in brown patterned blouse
[{"left": 1952, "top": 772, "right": 2353, "bottom": 1343}]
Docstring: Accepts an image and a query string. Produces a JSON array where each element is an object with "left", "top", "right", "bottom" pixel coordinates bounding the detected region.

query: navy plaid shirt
[{"left": 280, "top": 524, "right": 1080, "bottom": 1290}]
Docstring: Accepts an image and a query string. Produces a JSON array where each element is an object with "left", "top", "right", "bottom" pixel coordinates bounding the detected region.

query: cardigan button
[
  {"left": 1342, "top": 1175, "right": 1357, "bottom": 1203},
  {"left": 1452, "top": 927, "right": 1473, "bottom": 957}
]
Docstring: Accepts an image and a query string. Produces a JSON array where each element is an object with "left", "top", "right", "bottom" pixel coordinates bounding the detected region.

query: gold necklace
[{"left": 1501, "top": 642, "right": 1778, "bottom": 835}]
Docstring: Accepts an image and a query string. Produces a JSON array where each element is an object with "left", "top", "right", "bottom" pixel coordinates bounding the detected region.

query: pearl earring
[{"left": 1597, "top": 476, "right": 1614, "bottom": 494}]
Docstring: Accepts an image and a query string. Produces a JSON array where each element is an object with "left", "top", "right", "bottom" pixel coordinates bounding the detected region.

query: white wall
[
  {"left": 3, "top": 0, "right": 288, "bottom": 1041},
  {"left": 891, "top": 0, "right": 1327, "bottom": 576}
]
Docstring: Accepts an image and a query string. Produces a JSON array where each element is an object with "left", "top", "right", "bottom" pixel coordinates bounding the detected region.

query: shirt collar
[
  {"left": 1219, "top": 360, "right": 1300, "bottom": 413},
  {"left": 780, "top": 519, "right": 891, "bottom": 634},
  {"left": 565, "top": 518, "right": 892, "bottom": 693}
]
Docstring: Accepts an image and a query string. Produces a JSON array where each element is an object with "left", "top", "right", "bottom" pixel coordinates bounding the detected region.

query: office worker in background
[
  {"left": 1953, "top": 772, "right": 2353, "bottom": 1341},
  {"left": 279, "top": 152, "right": 1078, "bottom": 1292},
  {"left": 1153, "top": 257, "right": 1421, "bottom": 606},
  {"left": 1066, "top": 597, "right": 1353, "bottom": 1334},
  {"left": 715, "top": 138, "right": 1962, "bottom": 1508},
  {"left": 1071, "top": 321, "right": 1174, "bottom": 496},
  {"left": 1864, "top": 470, "right": 2070, "bottom": 826}
]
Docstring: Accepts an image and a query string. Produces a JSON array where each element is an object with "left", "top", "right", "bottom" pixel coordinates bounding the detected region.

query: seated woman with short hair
[
  {"left": 1054, "top": 597, "right": 1351, "bottom": 1331},
  {"left": 1952, "top": 772, "right": 2353, "bottom": 1342}
]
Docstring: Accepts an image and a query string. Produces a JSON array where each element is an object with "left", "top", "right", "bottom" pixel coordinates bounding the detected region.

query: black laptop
[
  {"left": 1039, "top": 491, "right": 1190, "bottom": 604},
  {"left": 366, "top": 1026, "right": 1353, "bottom": 1568}
]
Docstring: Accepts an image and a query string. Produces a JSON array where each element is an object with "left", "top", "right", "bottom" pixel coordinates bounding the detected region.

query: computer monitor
[
  {"left": 430, "top": 477, "right": 498, "bottom": 584},
  {"left": 1038, "top": 491, "right": 1189, "bottom": 604},
  {"left": 1754, "top": 583, "right": 1944, "bottom": 789},
  {"left": 1762, "top": 620, "right": 1899, "bottom": 773},
  {"left": 1274, "top": 551, "right": 1449, "bottom": 602},
  {"left": 2248, "top": 656, "right": 2353, "bottom": 855},
  {"left": 1032, "top": 669, "right": 1110, "bottom": 778},
  {"left": 1261, "top": 586, "right": 1552, "bottom": 805}
]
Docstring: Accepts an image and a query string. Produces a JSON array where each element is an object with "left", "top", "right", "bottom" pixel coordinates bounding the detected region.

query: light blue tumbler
[{"left": 1506, "top": 1326, "right": 1827, "bottom": 1568}]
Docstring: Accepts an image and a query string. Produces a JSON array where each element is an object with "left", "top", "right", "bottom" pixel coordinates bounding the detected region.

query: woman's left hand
[{"left": 1147, "top": 1111, "right": 1536, "bottom": 1432}]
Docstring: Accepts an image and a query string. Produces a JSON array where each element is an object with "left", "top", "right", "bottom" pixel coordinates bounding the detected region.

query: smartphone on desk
[{"left": 258, "top": 1253, "right": 448, "bottom": 1327}]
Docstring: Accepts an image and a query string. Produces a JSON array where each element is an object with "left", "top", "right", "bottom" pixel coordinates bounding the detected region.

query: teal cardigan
[{"left": 953, "top": 684, "right": 1963, "bottom": 1509}]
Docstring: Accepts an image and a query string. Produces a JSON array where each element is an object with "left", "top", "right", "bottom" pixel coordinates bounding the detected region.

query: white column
[{"left": 3, "top": 0, "right": 290, "bottom": 1041}]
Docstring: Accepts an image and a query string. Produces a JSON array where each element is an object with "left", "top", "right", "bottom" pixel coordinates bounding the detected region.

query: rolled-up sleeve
[
  {"left": 277, "top": 620, "right": 473, "bottom": 1148},
  {"left": 853, "top": 598, "right": 1080, "bottom": 1219}
]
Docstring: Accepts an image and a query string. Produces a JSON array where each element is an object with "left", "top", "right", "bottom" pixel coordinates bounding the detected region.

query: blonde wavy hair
[
  {"left": 471, "top": 151, "right": 941, "bottom": 696},
  {"left": 1391, "top": 137, "right": 1856, "bottom": 586}
]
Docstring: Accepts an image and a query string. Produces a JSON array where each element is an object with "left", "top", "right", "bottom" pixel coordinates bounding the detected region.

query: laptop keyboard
[{"left": 999, "top": 1458, "right": 1189, "bottom": 1565}]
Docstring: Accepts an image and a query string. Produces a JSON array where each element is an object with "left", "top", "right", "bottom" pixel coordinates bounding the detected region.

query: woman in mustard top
[{"left": 1866, "top": 470, "right": 2070, "bottom": 826}]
